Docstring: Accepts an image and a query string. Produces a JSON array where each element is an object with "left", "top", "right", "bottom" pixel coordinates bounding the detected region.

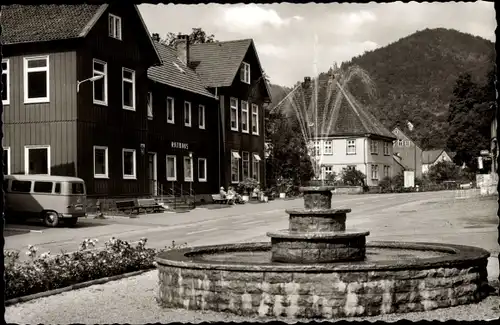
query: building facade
[
  {"left": 421, "top": 149, "right": 454, "bottom": 174},
  {"left": 392, "top": 127, "right": 423, "bottom": 179}
]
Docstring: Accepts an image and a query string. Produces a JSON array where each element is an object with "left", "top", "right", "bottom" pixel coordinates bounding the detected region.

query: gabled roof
[
  {"left": 422, "top": 149, "right": 451, "bottom": 164},
  {"left": 148, "top": 41, "right": 216, "bottom": 99},
  {"left": 1, "top": 4, "right": 161, "bottom": 64},
  {"left": 189, "top": 39, "right": 272, "bottom": 100},
  {"left": 281, "top": 75, "right": 395, "bottom": 139}
]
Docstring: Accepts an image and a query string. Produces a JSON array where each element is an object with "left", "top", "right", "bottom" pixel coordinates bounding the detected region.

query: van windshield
[{"left": 71, "top": 182, "right": 85, "bottom": 194}]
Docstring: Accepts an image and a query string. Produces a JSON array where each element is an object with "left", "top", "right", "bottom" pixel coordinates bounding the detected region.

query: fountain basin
[
  {"left": 268, "top": 230, "right": 370, "bottom": 263},
  {"left": 156, "top": 241, "right": 490, "bottom": 318},
  {"left": 300, "top": 186, "right": 335, "bottom": 210},
  {"left": 285, "top": 209, "right": 351, "bottom": 232}
]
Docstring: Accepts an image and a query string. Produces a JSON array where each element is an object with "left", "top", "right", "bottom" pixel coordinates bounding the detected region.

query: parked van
[{"left": 4, "top": 175, "right": 87, "bottom": 227}]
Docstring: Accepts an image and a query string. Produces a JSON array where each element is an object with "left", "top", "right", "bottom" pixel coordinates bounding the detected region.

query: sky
[{"left": 138, "top": 1, "right": 496, "bottom": 87}]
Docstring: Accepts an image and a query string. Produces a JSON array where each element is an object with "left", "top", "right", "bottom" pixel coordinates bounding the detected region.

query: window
[
  {"left": 3, "top": 147, "right": 10, "bottom": 175},
  {"left": 25, "top": 145, "right": 50, "bottom": 175},
  {"left": 324, "top": 140, "right": 333, "bottom": 155},
  {"left": 383, "top": 142, "right": 390, "bottom": 155},
  {"left": 251, "top": 104, "right": 259, "bottom": 135},
  {"left": 370, "top": 140, "right": 378, "bottom": 154},
  {"left": 347, "top": 165, "right": 356, "bottom": 171},
  {"left": 405, "top": 140, "right": 410, "bottom": 147},
  {"left": 34, "top": 181, "right": 53, "bottom": 193},
  {"left": 242, "top": 151, "right": 250, "bottom": 180},
  {"left": 54, "top": 183, "right": 61, "bottom": 194},
  {"left": 93, "top": 146, "right": 108, "bottom": 178},
  {"left": 2, "top": 59, "right": 9, "bottom": 105},
  {"left": 371, "top": 164, "right": 379, "bottom": 180},
  {"left": 71, "top": 183, "right": 85, "bottom": 194},
  {"left": 166, "top": 97, "right": 175, "bottom": 124},
  {"left": 240, "top": 62, "right": 250, "bottom": 84},
  {"left": 198, "top": 158, "right": 207, "bottom": 182},
  {"left": 241, "top": 101, "right": 249, "bottom": 133},
  {"left": 183, "top": 156, "right": 193, "bottom": 182},
  {"left": 384, "top": 165, "right": 390, "bottom": 178},
  {"left": 398, "top": 139, "right": 404, "bottom": 147},
  {"left": 313, "top": 141, "right": 321, "bottom": 156},
  {"left": 122, "top": 149, "right": 136, "bottom": 179},
  {"left": 230, "top": 98, "right": 238, "bottom": 131},
  {"left": 147, "top": 92, "right": 153, "bottom": 118},
  {"left": 93, "top": 59, "right": 107, "bottom": 105},
  {"left": 184, "top": 101, "right": 191, "bottom": 127},
  {"left": 252, "top": 153, "right": 261, "bottom": 182},
  {"left": 24, "top": 56, "right": 49, "bottom": 103},
  {"left": 122, "top": 68, "right": 135, "bottom": 110},
  {"left": 108, "top": 14, "right": 122, "bottom": 40},
  {"left": 198, "top": 105, "right": 205, "bottom": 129},
  {"left": 166, "top": 155, "right": 177, "bottom": 181},
  {"left": 231, "top": 151, "right": 241, "bottom": 183},
  {"left": 11, "top": 180, "right": 32, "bottom": 193},
  {"left": 323, "top": 166, "right": 333, "bottom": 179},
  {"left": 346, "top": 139, "right": 356, "bottom": 155}
]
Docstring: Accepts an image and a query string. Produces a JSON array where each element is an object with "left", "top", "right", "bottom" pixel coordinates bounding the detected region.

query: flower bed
[{"left": 4, "top": 237, "right": 187, "bottom": 300}]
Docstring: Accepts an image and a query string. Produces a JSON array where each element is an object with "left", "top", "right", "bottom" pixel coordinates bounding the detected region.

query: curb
[{"left": 5, "top": 268, "right": 155, "bottom": 306}]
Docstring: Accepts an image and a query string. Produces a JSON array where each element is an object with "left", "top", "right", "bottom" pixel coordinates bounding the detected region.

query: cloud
[
  {"left": 258, "top": 44, "right": 289, "bottom": 59},
  {"left": 339, "top": 10, "right": 377, "bottom": 25},
  {"left": 218, "top": 4, "right": 304, "bottom": 33},
  {"left": 328, "top": 41, "right": 379, "bottom": 62}
]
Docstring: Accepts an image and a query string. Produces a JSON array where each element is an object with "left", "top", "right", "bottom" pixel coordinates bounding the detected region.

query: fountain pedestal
[{"left": 267, "top": 186, "right": 369, "bottom": 263}]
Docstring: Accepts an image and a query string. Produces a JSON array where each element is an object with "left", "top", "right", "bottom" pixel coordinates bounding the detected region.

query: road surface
[{"left": 5, "top": 190, "right": 499, "bottom": 280}]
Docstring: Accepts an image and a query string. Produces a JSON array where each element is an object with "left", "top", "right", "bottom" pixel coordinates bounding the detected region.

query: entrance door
[{"left": 148, "top": 152, "right": 157, "bottom": 196}]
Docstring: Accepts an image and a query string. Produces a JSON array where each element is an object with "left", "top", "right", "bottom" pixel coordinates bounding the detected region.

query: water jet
[{"left": 156, "top": 186, "right": 490, "bottom": 318}]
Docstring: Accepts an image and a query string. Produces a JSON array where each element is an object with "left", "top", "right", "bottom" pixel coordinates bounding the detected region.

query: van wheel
[
  {"left": 64, "top": 218, "right": 78, "bottom": 227},
  {"left": 43, "top": 211, "right": 59, "bottom": 227}
]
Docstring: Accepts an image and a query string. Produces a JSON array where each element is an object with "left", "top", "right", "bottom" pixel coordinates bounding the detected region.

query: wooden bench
[
  {"left": 137, "top": 198, "right": 165, "bottom": 213},
  {"left": 211, "top": 194, "right": 228, "bottom": 204},
  {"left": 115, "top": 200, "right": 140, "bottom": 215}
]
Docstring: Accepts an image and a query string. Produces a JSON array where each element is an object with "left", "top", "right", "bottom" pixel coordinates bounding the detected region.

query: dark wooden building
[
  {"left": 1, "top": 4, "right": 162, "bottom": 197},
  {"left": 189, "top": 40, "right": 272, "bottom": 189},
  {"left": 147, "top": 38, "right": 219, "bottom": 200}
]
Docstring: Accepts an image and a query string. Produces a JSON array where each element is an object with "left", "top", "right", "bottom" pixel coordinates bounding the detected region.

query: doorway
[{"left": 148, "top": 152, "right": 157, "bottom": 196}]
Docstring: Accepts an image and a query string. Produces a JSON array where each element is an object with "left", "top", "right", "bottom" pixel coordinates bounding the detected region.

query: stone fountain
[{"left": 156, "top": 186, "right": 490, "bottom": 319}]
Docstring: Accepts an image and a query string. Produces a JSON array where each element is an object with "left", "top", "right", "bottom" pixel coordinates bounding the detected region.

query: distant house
[
  {"left": 421, "top": 149, "right": 455, "bottom": 174},
  {"left": 392, "top": 127, "right": 423, "bottom": 179},
  {"left": 392, "top": 153, "right": 407, "bottom": 177},
  {"left": 280, "top": 75, "right": 396, "bottom": 187},
  {"left": 188, "top": 39, "right": 272, "bottom": 189}
]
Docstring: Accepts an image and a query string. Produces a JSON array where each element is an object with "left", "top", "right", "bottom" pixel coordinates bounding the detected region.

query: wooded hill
[{"left": 268, "top": 28, "right": 495, "bottom": 150}]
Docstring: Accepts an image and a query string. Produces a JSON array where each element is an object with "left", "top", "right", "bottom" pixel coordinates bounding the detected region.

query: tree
[
  {"left": 446, "top": 71, "right": 495, "bottom": 171},
  {"left": 339, "top": 168, "right": 366, "bottom": 187},
  {"left": 265, "top": 110, "right": 314, "bottom": 189},
  {"left": 157, "top": 27, "right": 217, "bottom": 46},
  {"left": 427, "top": 161, "right": 461, "bottom": 184}
]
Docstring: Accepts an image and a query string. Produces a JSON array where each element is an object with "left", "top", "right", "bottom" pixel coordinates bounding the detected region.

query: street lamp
[{"left": 77, "top": 75, "right": 104, "bottom": 93}]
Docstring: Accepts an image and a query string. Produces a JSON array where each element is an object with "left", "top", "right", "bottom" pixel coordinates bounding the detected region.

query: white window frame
[
  {"left": 231, "top": 150, "right": 240, "bottom": 184},
  {"left": 24, "top": 145, "right": 51, "bottom": 175},
  {"left": 166, "top": 155, "right": 177, "bottom": 181},
  {"left": 230, "top": 98, "right": 239, "bottom": 131},
  {"left": 166, "top": 97, "right": 175, "bottom": 124},
  {"left": 371, "top": 164, "right": 379, "bottom": 180},
  {"left": 198, "top": 158, "right": 207, "bottom": 182},
  {"left": 323, "top": 166, "right": 333, "bottom": 180},
  {"left": 122, "top": 148, "right": 137, "bottom": 180},
  {"left": 371, "top": 140, "right": 378, "bottom": 154},
  {"left": 252, "top": 152, "right": 260, "bottom": 182},
  {"left": 384, "top": 165, "right": 390, "bottom": 178},
  {"left": 92, "top": 59, "right": 108, "bottom": 106},
  {"left": 346, "top": 139, "right": 356, "bottom": 155},
  {"left": 2, "top": 59, "right": 10, "bottom": 105},
  {"left": 314, "top": 141, "right": 321, "bottom": 156},
  {"left": 24, "top": 56, "right": 50, "bottom": 104},
  {"left": 242, "top": 151, "right": 250, "bottom": 180},
  {"left": 93, "top": 146, "right": 109, "bottom": 178},
  {"left": 108, "top": 14, "right": 122, "bottom": 40},
  {"left": 240, "top": 62, "right": 250, "bottom": 84},
  {"left": 3, "top": 146, "right": 11, "bottom": 175},
  {"left": 251, "top": 104, "right": 259, "bottom": 135},
  {"left": 323, "top": 140, "right": 333, "bottom": 155},
  {"left": 183, "top": 156, "right": 193, "bottom": 182},
  {"left": 241, "top": 101, "right": 249, "bottom": 133},
  {"left": 122, "top": 68, "right": 136, "bottom": 111},
  {"left": 184, "top": 101, "right": 192, "bottom": 127},
  {"left": 198, "top": 104, "right": 205, "bottom": 129},
  {"left": 383, "top": 142, "right": 390, "bottom": 155},
  {"left": 147, "top": 92, "right": 153, "bottom": 119}
]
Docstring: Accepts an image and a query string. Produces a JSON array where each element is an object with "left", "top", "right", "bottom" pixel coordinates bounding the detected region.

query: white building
[{"left": 421, "top": 149, "right": 454, "bottom": 174}]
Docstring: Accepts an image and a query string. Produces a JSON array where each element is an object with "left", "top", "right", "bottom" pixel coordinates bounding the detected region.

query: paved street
[{"left": 5, "top": 190, "right": 499, "bottom": 280}]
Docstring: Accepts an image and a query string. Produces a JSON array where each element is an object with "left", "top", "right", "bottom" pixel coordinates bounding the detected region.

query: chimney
[
  {"left": 302, "top": 76, "right": 311, "bottom": 88},
  {"left": 152, "top": 33, "right": 160, "bottom": 42},
  {"left": 175, "top": 34, "right": 190, "bottom": 65}
]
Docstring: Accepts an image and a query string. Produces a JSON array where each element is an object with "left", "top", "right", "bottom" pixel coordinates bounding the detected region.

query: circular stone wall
[{"left": 156, "top": 242, "right": 490, "bottom": 319}]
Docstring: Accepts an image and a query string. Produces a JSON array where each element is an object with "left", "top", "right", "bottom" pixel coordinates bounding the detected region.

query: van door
[{"left": 66, "top": 182, "right": 87, "bottom": 214}]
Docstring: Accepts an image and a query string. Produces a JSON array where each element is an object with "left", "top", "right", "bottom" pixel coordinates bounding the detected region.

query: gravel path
[{"left": 5, "top": 270, "right": 500, "bottom": 323}]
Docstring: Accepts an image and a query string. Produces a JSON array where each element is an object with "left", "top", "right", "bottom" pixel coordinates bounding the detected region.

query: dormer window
[
  {"left": 108, "top": 14, "right": 122, "bottom": 40},
  {"left": 240, "top": 62, "right": 250, "bottom": 84}
]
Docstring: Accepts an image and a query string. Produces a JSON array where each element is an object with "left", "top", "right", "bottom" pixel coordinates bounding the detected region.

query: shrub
[
  {"left": 236, "top": 178, "right": 260, "bottom": 195},
  {"left": 4, "top": 237, "right": 187, "bottom": 300},
  {"left": 339, "top": 168, "right": 366, "bottom": 187}
]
